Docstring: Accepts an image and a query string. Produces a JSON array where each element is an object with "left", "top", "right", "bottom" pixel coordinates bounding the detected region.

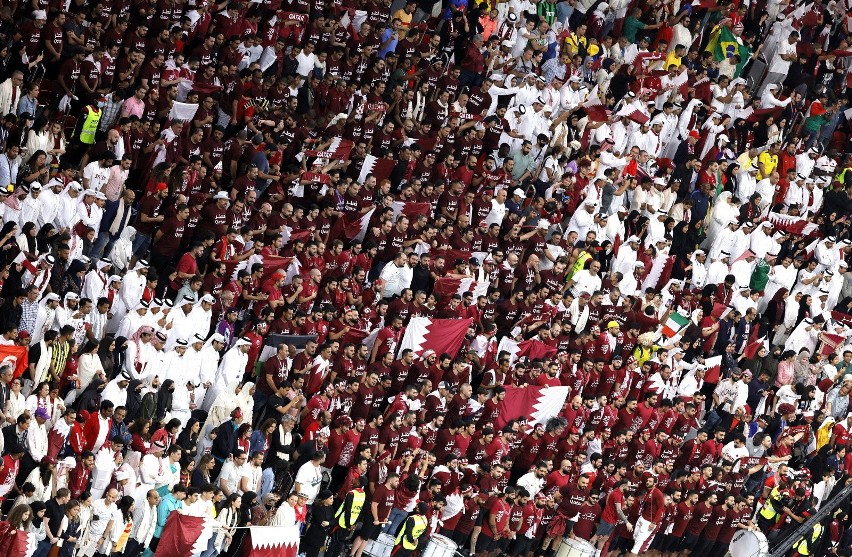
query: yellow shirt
[
  {"left": 393, "top": 8, "right": 413, "bottom": 28},
  {"left": 664, "top": 52, "right": 682, "bottom": 68},
  {"left": 757, "top": 151, "right": 778, "bottom": 180}
]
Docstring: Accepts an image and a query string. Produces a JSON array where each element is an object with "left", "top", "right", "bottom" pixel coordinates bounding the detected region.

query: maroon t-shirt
[{"left": 371, "top": 484, "right": 396, "bottom": 521}]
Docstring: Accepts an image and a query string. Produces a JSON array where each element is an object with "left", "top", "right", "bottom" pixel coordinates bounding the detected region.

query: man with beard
[
  {"left": 626, "top": 473, "right": 666, "bottom": 557},
  {"left": 475, "top": 485, "right": 517, "bottom": 557}
]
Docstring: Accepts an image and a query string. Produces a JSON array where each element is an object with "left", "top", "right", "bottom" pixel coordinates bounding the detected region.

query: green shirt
[
  {"left": 538, "top": 1, "right": 557, "bottom": 25},
  {"left": 624, "top": 17, "right": 646, "bottom": 43}
]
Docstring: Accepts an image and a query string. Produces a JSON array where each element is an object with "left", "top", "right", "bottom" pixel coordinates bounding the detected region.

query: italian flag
[{"left": 661, "top": 312, "right": 690, "bottom": 338}]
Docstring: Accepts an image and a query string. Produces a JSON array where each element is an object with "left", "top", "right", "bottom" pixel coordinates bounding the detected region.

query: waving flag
[
  {"left": 497, "top": 337, "right": 558, "bottom": 362},
  {"left": 743, "top": 337, "right": 769, "bottom": 360},
  {"left": 494, "top": 385, "right": 571, "bottom": 429},
  {"left": 391, "top": 201, "right": 433, "bottom": 221},
  {"left": 155, "top": 514, "right": 210, "bottom": 557},
  {"left": 358, "top": 154, "right": 396, "bottom": 183},
  {"left": 1, "top": 344, "right": 29, "bottom": 379},
  {"left": 328, "top": 207, "right": 376, "bottom": 243},
  {"left": 0, "top": 525, "right": 36, "bottom": 557},
  {"left": 661, "top": 312, "right": 690, "bottom": 338},
  {"left": 241, "top": 525, "right": 301, "bottom": 557},
  {"left": 705, "top": 25, "right": 747, "bottom": 61},
  {"left": 711, "top": 303, "right": 733, "bottom": 320},
  {"left": 433, "top": 276, "right": 489, "bottom": 302},
  {"left": 398, "top": 317, "right": 473, "bottom": 358},
  {"left": 702, "top": 355, "right": 723, "bottom": 384},
  {"left": 304, "top": 137, "right": 354, "bottom": 160},
  {"left": 582, "top": 85, "right": 610, "bottom": 122},
  {"left": 615, "top": 103, "right": 650, "bottom": 124},
  {"left": 767, "top": 212, "right": 819, "bottom": 236}
]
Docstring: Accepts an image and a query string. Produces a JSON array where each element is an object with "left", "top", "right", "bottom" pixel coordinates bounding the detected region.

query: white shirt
[
  {"left": 83, "top": 161, "right": 111, "bottom": 191},
  {"left": 295, "top": 461, "right": 323, "bottom": 504},
  {"left": 768, "top": 38, "right": 796, "bottom": 73}
]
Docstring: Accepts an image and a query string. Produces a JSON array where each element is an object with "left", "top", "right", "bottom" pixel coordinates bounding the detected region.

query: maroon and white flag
[
  {"left": 358, "top": 154, "right": 396, "bottom": 183},
  {"left": 391, "top": 201, "right": 433, "bottom": 221},
  {"left": 304, "top": 137, "right": 354, "bottom": 160},
  {"left": 582, "top": 85, "right": 610, "bottom": 122},
  {"left": 240, "top": 525, "right": 301, "bottom": 557},
  {"left": 494, "top": 385, "right": 571, "bottom": 429},
  {"left": 398, "top": 317, "right": 473, "bottom": 358},
  {"left": 155, "top": 514, "right": 212, "bottom": 557},
  {"left": 433, "top": 276, "right": 489, "bottom": 301}
]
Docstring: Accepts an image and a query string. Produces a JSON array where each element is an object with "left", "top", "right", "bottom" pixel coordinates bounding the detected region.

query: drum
[
  {"left": 364, "top": 533, "right": 395, "bottom": 557},
  {"left": 729, "top": 530, "right": 770, "bottom": 557},
  {"left": 555, "top": 537, "right": 596, "bottom": 557},
  {"left": 422, "top": 534, "right": 458, "bottom": 557}
]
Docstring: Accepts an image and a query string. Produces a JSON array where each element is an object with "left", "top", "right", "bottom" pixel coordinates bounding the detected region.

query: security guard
[
  {"left": 757, "top": 483, "right": 786, "bottom": 531},
  {"left": 393, "top": 502, "right": 429, "bottom": 557},
  {"left": 327, "top": 478, "right": 367, "bottom": 557},
  {"left": 791, "top": 521, "right": 823, "bottom": 556}
]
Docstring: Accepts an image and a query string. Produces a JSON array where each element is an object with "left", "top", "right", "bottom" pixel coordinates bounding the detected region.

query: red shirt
[
  {"left": 640, "top": 487, "right": 666, "bottom": 523},
  {"left": 372, "top": 484, "right": 396, "bottom": 521},
  {"left": 482, "top": 497, "right": 511, "bottom": 538},
  {"left": 601, "top": 488, "right": 625, "bottom": 524}
]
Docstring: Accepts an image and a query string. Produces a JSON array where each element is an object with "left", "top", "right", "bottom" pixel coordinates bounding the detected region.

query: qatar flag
[
  {"left": 154, "top": 513, "right": 213, "bottom": 557},
  {"left": 494, "top": 385, "right": 571, "bottom": 429},
  {"left": 702, "top": 355, "right": 723, "bottom": 384},
  {"left": 741, "top": 337, "right": 766, "bottom": 360},
  {"left": 0, "top": 526, "right": 36, "bottom": 557},
  {"left": 240, "top": 525, "right": 301, "bottom": 557},
  {"left": 398, "top": 317, "right": 473, "bottom": 358},
  {"left": 358, "top": 154, "right": 396, "bottom": 183},
  {"left": 497, "top": 337, "right": 558, "bottom": 363},
  {"left": 304, "top": 137, "right": 354, "bottom": 160},
  {"left": 391, "top": 201, "right": 433, "bottom": 221},
  {"left": 433, "top": 276, "right": 489, "bottom": 302},
  {"left": 328, "top": 207, "right": 376, "bottom": 243},
  {"left": 767, "top": 212, "right": 819, "bottom": 236},
  {"left": 582, "top": 85, "right": 610, "bottom": 122}
]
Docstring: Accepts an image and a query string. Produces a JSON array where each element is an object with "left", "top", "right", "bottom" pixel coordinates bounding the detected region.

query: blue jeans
[
  {"left": 32, "top": 539, "right": 51, "bottom": 557},
  {"left": 259, "top": 467, "right": 276, "bottom": 500},
  {"left": 132, "top": 232, "right": 152, "bottom": 257},
  {"left": 200, "top": 533, "right": 219, "bottom": 557},
  {"left": 385, "top": 508, "right": 408, "bottom": 537}
]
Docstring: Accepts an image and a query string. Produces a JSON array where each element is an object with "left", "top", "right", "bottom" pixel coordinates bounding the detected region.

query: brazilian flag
[{"left": 705, "top": 25, "right": 745, "bottom": 62}]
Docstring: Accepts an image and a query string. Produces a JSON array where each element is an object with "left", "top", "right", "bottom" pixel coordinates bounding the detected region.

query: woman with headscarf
[
  {"left": 73, "top": 378, "right": 105, "bottom": 414},
  {"left": 764, "top": 288, "right": 789, "bottom": 341},
  {"left": 234, "top": 382, "right": 256, "bottom": 430},
  {"left": 76, "top": 339, "right": 104, "bottom": 392},
  {"left": 35, "top": 225, "right": 56, "bottom": 257},
  {"left": 0, "top": 221, "right": 21, "bottom": 268},
  {"left": 203, "top": 338, "right": 251, "bottom": 413},
  {"left": 109, "top": 226, "right": 136, "bottom": 273},
  {"left": 111, "top": 337, "right": 128, "bottom": 378},
  {"left": 155, "top": 379, "right": 175, "bottom": 425},
  {"left": 739, "top": 192, "right": 762, "bottom": 224},
  {"left": 59, "top": 259, "right": 87, "bottom": 296},
  {"left": 15, "top": 221, "right": 39, "bottom": 260},
  {"left": 124, "top": 325, "right": 157, "bottom": 380},
  {"left": 124, "top": 379, "right": 144, "bottom": 421}
]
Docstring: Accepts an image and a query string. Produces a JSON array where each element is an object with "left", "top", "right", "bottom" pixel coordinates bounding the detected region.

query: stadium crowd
[{"left": 0, "top": 0, "right": 851, "bottom": 557}]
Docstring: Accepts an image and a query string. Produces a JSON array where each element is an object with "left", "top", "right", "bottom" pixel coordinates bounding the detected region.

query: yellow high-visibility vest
[
  {"left": 80, "top": 106, "right": 101, "bottom": 145},
  {"left": 759, "top": 486, "right": 783, "bottom": 521},
  {"left": 335, "top": 489, "right": 365, "bottom": 528},
  {"left": 792, "top": 523, "right": 823, "bottom": 556},
  {"left": 396, "top": 514, "right": 428, "bottom": 550}
]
